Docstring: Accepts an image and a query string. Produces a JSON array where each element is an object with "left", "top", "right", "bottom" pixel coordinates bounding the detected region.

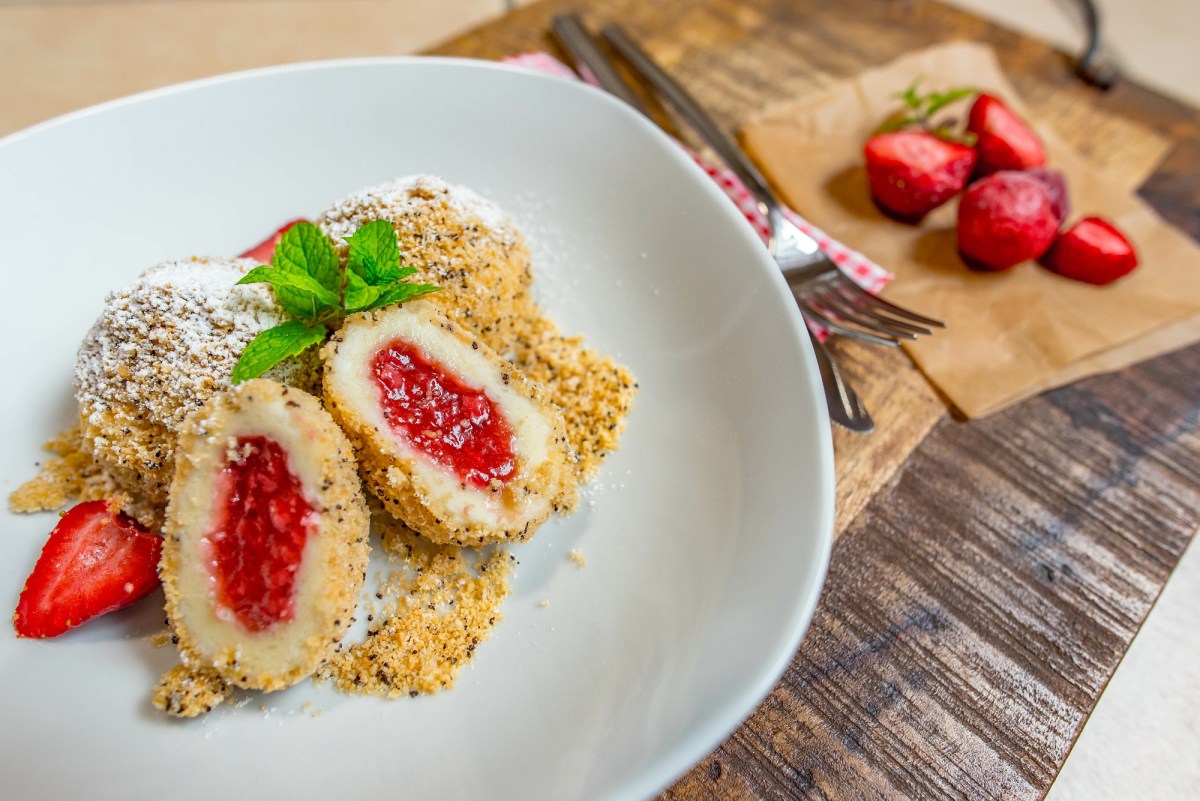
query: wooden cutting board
[{"left": 433, "top": 1, "right": 1200, "bottom": 798}]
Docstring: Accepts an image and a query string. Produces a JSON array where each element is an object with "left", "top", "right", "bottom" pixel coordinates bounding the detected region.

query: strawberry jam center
[
  {"left": 370, "top": 339, "right": 516, "bottom": 489},
  {"left": 206, "top": 436, "right": 315, "bottom": 633}
]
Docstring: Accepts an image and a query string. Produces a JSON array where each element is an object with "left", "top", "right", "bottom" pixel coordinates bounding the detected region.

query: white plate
[{"left": 0, "top": 59, "right": 832, "bottom": 800}]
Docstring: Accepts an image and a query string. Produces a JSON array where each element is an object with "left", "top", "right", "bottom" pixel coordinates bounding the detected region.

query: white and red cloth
[{"left": 503, "top": 52, "right": 892, "bottom": 295}]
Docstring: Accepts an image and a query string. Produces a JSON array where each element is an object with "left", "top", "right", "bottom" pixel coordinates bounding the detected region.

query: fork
[
  {"left": 599, "top": 23, "right": 945, "bottom": 348},
  {"left": 553, "top": 14, "right": 872, "bottom": 431}
]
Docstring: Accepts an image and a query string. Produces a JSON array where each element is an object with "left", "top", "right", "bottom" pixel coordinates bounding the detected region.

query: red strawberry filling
[
  {"left": 371, "top": 339, "right": 516, "bottom": 489},
  {"left": 204, "top": 436, "right": 316, "bottom": 633}
]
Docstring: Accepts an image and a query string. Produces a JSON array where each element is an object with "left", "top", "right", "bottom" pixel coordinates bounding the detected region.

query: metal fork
[
  {"left": 599, "top": 23, "right": 945, "bottom": 348},
  {"left": 553, "top": 14, "right": 872, "bottom": 431}
]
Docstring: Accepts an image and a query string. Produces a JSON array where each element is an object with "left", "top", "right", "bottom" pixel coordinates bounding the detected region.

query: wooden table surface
[{"left": 433, "top": 1, "right": 1200, "bottom": 798}]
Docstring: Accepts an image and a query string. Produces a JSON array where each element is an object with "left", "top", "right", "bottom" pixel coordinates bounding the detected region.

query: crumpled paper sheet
[{"left": 741, "top": 41, "right": 1200, "bottom": 418}]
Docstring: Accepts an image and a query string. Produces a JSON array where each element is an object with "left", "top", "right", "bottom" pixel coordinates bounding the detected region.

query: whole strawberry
[
  {"left": 1039, "top": 217, "right": 1139, "bottom": 285},
  {"left": 957, "top": 171, "right": 1058, "bottom": 270},
  {"left": 865, "top": 130, "right": 977, "bottom": 222},
  {"left": 239, "top": 218, "right": 306, "bottom": 263},
  {"left": 967, "top": 93, "right": 1046, "bottom": 176},
  {"left": 1024, "top": 168, "right": 1070, "bottom": 228}
]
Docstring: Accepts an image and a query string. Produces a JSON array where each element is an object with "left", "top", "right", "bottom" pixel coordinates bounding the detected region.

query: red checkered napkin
[{"left": 503, "top": 51, "right": 892, "bottom": 298}]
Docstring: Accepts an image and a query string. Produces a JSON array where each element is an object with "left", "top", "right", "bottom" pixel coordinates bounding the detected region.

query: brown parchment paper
[{"left": 741, "top": 41, "right": 1200, "bottom": 418}]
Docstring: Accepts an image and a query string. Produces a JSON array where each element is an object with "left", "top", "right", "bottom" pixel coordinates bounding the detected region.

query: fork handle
[
  {"left": 600, "top": 24, "right": 784, "bottom": 220},
  {"left": 552, "top": 14, "right": 649, "bottom": 113}
]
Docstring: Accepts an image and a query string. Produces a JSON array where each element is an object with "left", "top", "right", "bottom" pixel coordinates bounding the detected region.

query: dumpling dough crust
[{"left": 322, "top": 303, "right": 577, "bottom": 547}]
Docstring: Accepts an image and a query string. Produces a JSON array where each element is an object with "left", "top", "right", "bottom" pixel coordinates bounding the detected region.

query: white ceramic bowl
[{"left": 0, "top": 58, "right": 833, "bottom": 800}]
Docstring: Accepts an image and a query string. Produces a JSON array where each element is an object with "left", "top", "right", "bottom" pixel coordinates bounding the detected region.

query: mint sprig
[
  {"left": 231, "top": 220, "right": 440, "bottom": 383},
  {"left": 876, "top": 80, "right": 978, "bottom": 144}
]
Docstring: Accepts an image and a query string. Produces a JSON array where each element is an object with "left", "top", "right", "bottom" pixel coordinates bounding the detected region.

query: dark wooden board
[{"left": 433, "top": 1, "right": 1200, "bottom": 798}]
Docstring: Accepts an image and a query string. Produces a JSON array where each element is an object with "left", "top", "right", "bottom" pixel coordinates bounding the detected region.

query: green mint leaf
[
  {"left": 925, "top": 87, "right": 976, "bottom": 118},
  {"left": 362, "top": 282, "right": 441, "bottom": 312},
  {"left": 231, "top": 320, "right": 327, "bottom": 384},
  {"left": 874, "top": 112, "right": 922, "bottom": 135},
  {"left": 894, "top": 79, "right": 923, "bottom": 110},
  {"left": 345, "top": 220, "right": 403, "bottom": 285},
  {"left": 236, "top": 265, "right": 340, "bottom": 317},
  {"left": 343, "top": 269, "right": 385, "bottom": 312},
  {"left": 273, "top": 221, "right": 341, "bottom": 294}
]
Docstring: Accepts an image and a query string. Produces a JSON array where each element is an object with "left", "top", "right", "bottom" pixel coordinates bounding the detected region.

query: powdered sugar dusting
[
  {"left": 75, "top": 257, "right": 293, "bottom": 437},
  {"left": 319, "top": 175, "right": 512, "bottom": 242}
]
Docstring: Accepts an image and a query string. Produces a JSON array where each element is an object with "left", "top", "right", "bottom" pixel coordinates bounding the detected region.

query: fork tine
[
  {"left": 795, "top": 297, "right": 902, "bottom": 347},
  {"left": 808, "top": 284, "right": 921, "bottom": 340},
  {"left": 834, "top": 274, "right": 946, "bottom": 328},
  {"left": 825, "top": 282, "right": 933, "bottom": 336}
]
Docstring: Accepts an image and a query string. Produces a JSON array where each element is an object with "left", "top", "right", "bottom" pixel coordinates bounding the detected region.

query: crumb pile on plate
[{"left": 11, "top": 175, "right": 636, "bottom": 717}]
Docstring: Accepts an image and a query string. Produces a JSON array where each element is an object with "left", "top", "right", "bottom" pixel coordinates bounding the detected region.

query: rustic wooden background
[{"left": 434, "top": 0, "right": 1200, "bottom": 798}]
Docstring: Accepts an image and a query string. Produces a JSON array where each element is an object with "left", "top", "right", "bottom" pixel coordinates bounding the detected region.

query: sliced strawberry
[
  {"left": 13, "top": 500, "right": 162, "bottom": 638},
  {"left": 238, "top": 218, "right": 306, "bottom": 263},
  {"left": 967, "top": 93, "right": 1046, "bottom": 176},
  {"left": 957, "top": 171, "right": 1058, "bottom": 271},
  {"left": 1038, "top": 216, "right": 1139, "bottom": 285},
  {"left": 864, "top": 130, "right": 977, "bottom": 222},
  {"left": 1025, "top": 168, "right": 1070, "bottom": 228}
]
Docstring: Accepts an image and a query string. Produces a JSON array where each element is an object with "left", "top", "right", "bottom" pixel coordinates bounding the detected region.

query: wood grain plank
[
  {"left": 431, "top": 1, "right": 1200, "bottom": 798},
  {"left": 667, "top": 347, "right": 1200, "bottom": 800}
]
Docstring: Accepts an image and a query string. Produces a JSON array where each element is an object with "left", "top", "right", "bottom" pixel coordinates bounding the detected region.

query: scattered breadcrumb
[
  {"left": 569, "top": 549, "right": 587, "bottom": 569},
  {"left": 511, "top": 316, "right": 638, "bottom": 483},
  {"left": 316, "top": 508, "right": 512, "bottom": 697},
  {"left": 149, "top": 629, "right": 173, "bottom": 648},
  {"left": 9, "top": 426, "right": 117, "bottom": 512},
  {"left": 538, "top": 599, "right": 551, "bottom": 608},
  {"left": 152, "top": 664, "right": 231, "bottom": 718}
]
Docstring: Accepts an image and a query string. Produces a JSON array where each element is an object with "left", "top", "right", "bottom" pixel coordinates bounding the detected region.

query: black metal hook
[{"left": 1074, "top": 0, "right": 1119, "bottom": 90}]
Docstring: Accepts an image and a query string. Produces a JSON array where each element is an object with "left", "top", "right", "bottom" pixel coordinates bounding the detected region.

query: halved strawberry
[
  {"left": 864, "top": 130, "right": 977, "bottom": 222},
  {"left": 967, "top": 93, "right": 1046, "bottom": 176},
  {"left": 1038, "top": 217, "right": 1139, "bottom": 285},
  {"left": 13, "top": 500, "right": 162, "bottom": 638},
  {"left": 238, "top": 218, "right": 306, "bottom": 263}
]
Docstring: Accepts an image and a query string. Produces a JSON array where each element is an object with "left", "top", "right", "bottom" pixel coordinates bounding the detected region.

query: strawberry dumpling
[
  {"left": 161, "top": 379, "right": 369, "bottom": 692},
  {"left": 322, "top": 303, "right": 577, "bottom": 547}
]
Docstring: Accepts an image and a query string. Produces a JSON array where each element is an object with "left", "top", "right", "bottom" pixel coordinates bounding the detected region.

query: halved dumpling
[
  {"left": 322, "top": 303, "right": 577, "bottom": 547},
  {"left": 162, "top": 379, "right": 369, "bottom": 692}
]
